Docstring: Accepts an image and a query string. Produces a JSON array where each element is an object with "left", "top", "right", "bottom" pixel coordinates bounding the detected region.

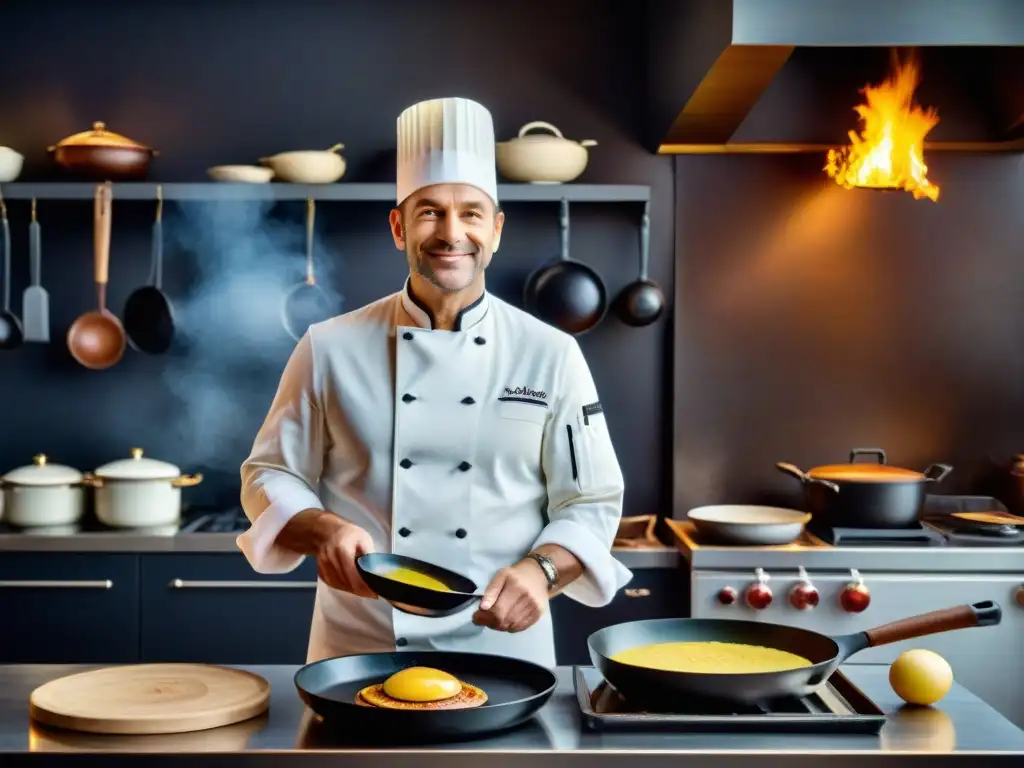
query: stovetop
[
  {"left": 679, "top": 495, "right": 1024, "bottom": 549},
  {"left": 0, "top": 506, "right": 250, "bottom": 536},
  {"left": 572, "top": 667, "right": 886, "bottom": 734}
]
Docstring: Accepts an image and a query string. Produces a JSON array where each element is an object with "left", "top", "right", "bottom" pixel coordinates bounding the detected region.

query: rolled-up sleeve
[
  {"left": 237, "top": 333, "right": 326, "bottom": 574},
  {"left": 532, "top": 339, "right": 632, "bottom": 606}
]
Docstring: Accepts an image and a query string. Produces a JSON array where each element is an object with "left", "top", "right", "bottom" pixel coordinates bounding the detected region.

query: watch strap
[{"left": 526, "top": 553, "right": 558, "bottom": 590}]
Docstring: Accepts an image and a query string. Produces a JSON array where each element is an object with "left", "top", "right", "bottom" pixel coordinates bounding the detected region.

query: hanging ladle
[
  {"left": 67, "top": 182, "right": 126, "bottom": 370},
  {"left": 0, "top": 187, "right": 23, "bottom": 349},
  {"left": 281, "top": 197, "right": 335, "bottom": 340},
  {"left": 613, "top": 201, "right": 664, "bottom": 327}
]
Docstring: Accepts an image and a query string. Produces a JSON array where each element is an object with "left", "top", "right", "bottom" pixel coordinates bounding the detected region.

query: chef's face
[{"left": 390, "top": 184, "right": 504, "bottom": 294}]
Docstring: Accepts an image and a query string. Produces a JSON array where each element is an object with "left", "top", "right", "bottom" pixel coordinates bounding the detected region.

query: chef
[{"left": 237, "top": 96, "right": 632, "bottom": 667}]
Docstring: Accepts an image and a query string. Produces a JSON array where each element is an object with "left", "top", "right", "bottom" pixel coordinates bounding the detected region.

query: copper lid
[
  {"left": 807, "top": 463, "right": 925, "bottom": 482},
  {"left": 49, "top": 122, "right": 153, "bottom": 152}
]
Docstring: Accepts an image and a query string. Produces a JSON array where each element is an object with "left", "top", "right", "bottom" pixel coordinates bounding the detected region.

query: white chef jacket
[{"left": 237, "top": 279, "right": 632, "bottom": 666}]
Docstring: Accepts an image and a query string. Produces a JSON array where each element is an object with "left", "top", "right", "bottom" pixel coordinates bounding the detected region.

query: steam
[{"left": 159, "top": 199, "right": 345, "bottom": 473}]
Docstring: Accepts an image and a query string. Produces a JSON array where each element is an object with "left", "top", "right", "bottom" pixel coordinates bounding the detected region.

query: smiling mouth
[{"left": 426, "top": 251, "right": 474, "bottom": 260}]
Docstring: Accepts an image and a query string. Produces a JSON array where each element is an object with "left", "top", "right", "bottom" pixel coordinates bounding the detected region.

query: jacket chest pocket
[
  {"left": 493, "top": 400, "right": 548, "bottom": 461},
  {"left": 568, "top": 403, "right": 617, "bottom": 494}
]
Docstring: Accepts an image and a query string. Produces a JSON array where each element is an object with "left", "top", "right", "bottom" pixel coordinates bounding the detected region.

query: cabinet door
[
  {"left": 0, "top": 554, "right": 140, "bottom": 663},
  {"left": 551, "top": 566, "right": 687, "bottom": 665},
  {"left": 140, "top": 554, "right": 318, "bottom": 664}
]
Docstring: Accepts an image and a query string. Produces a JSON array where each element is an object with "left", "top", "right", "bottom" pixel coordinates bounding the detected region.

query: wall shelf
[{"left": 0, "top": 182, "right": 650, "bottom": 203}]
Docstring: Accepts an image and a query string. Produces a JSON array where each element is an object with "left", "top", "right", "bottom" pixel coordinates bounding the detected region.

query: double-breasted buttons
[
  {"left": 474, "top": 336, "right": 486, "bottom": 345},
  {"left": 402, "top": 332, "right": 413, "bottom": 340},
  {"left": 458, "top": 461, "right": 472, "bottom": 472},
  {"left": 455, "top": 528, "right": 467, "bottom": 539},
  {"left": 402, "top": 393, "right": 416, "bottom": 403},
  {"left": 398, "top": 527, "right": 411, "bottom": 537},
  {"left": 461, "top": 396, "right": 475, "bottom": 405},
  {"left": 399, "top": 458, "right": 413, "bottom": 469}
]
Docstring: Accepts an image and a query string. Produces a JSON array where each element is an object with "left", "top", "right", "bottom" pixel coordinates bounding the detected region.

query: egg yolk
[{"left": 382, "top": 667, "right": 463, "bottom": 702}]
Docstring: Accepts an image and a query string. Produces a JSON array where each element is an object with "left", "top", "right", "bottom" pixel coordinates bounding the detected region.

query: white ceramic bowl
[
  {"left": 207, "top": 165, "right": 274, "bottom": 183},
  {"left": 0, "top": 147, "right": 25, "bottom": 182}
]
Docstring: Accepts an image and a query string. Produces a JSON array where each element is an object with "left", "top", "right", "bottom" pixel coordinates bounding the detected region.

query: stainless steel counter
[
  {"left": 0, "top": 664, "right": 1022, "bottom": 766},
  {"left": 0, "top": 531, "right": 678, "bottom": 568}
]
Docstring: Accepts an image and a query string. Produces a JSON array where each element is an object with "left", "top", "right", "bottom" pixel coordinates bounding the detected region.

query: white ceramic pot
[
  {"left": 496, "top": 121, "right": 596, "bottom": 184},
  {"left": 0, "top": 147, "right": 25, "bottom": 183},
  {"left": 84, "top": 448, "right": 203, "bottom": 528},
  {"left": 259, "top": 144, "right": 346, "bottom": 184},
  {"left": 0, "top": 454, "right": 86, "bottom": 527}
]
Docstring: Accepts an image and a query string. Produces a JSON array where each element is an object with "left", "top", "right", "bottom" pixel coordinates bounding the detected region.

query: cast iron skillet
[
  {"left": 522, "top": 197, "right": 607, "bottom": 336},
  {"left": 294, "top": 651, "right": 557, "bottom": 743},
  {"left": 588, "top": 600, "right": 1001, "bottom": 708},
  {"left": 357, "top": 553, "right": 480, "bottom": 617}
]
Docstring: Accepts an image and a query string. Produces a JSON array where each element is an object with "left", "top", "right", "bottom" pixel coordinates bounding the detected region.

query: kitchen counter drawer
[
  {"left": 552, "top": 566, "right": 687, "bottom": 665},
  {"left": 139, "top": 554, "right": 318, "bottom": 664},
  {"left": 0, "top": 553, "right": 139, "bottom": 663}
]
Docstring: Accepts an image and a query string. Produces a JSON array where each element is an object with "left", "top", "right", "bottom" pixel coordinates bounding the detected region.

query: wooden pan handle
[
  {"left": 866, "top": 601, "right": 1002, "bottom": 647},
  {"left": 93, "top": 183, "right": 112, "bottom": 289}
]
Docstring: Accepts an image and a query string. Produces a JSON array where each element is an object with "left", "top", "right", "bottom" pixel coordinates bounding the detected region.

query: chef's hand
[
  {"left": 472, "top": 560, "right": 550, "bottom": 633},
  {"left": 314, "top": 517, "right": 377, "bottom": 598}
]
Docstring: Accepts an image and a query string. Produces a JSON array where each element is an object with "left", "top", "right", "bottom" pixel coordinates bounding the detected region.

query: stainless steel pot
[
  {"left": 0, "top": 454, "right": 85, "bottom": 527},
  {"left": 82, "top": 448, "right": 202, "bottom": 528},
  {"left": 777, "top": 447, "right": 953, "bottom": 528}
]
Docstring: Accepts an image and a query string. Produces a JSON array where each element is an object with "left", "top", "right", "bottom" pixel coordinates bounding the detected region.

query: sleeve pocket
[{"left": 571, "top": 403, "right": 617, "bottom": 493}]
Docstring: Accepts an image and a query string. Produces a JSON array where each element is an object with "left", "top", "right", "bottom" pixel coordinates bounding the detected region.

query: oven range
[{"left": 669, "top": 494, "right": 1024, "bottom": 730}]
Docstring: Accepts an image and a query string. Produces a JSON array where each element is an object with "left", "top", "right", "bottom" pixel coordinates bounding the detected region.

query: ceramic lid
[
  {"left": 2, "top": 454, "right": 83, "bottom": 486},
  {"left": 94, "top": 448, "right": 180, "bottom": 480},
  {"left": 50, "top": 122, "right": 151, "bottom": 150}
]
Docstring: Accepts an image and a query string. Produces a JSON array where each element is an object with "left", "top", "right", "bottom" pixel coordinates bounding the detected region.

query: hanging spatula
[{"left": 22, "top": 198, "right": 49, "bottom": 343}]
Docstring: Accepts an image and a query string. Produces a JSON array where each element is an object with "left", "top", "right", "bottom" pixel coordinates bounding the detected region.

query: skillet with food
[
  {"left": 588, "top": 600, "right": 1001, "bottom": 708},
  {"left": 294, "top": 651, "right": 556, "bottom": 742}
]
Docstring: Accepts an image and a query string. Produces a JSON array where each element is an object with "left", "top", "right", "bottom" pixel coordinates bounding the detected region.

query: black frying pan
[
  {"left": 357, "top": 553, "right": 481, "bottom": 617},
  {"left": 123, "top": 186, "right": 175, "bottom": 354},
  {"left": 294, "top": 651, "right": 556, "bottom": 743},
  {"left": 588, "top": 600, "right": 1001, "bottom": 708},
  {"left": 522, "top": 197, "right": 607, "bottom": 335}
]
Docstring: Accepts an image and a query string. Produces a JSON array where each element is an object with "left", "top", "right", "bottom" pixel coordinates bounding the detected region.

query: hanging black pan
[
  {"left": 588, "top": 600, "right": 1001, "bottom": 709},
  {"left": 123, "top": 185, "right": 175, "bottom": 354},
  {"left": 613, "top": 201, "right": 664, "bottom": 327},
  {"left": 522, "top": 197, "right": 607, "bottom": 335},
  {"left": 294, "top": 651, "right": 556, "bottom": 743}
]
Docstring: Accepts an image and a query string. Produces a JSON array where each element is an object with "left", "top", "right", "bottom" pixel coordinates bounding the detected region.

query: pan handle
[
  {"left": 922, "top": 463, "right": 953, "bottom": 483},
  {"left": 834, "top": 600, "right": 1002, "bottom": 659},
  {"left": 775, "top": 462, "right": 840, "bottom": 493}
]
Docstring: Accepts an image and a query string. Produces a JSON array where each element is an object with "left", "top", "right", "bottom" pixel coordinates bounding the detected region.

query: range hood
[{"left": 647, "top": 0, "right": 1024, "bottom": 155}]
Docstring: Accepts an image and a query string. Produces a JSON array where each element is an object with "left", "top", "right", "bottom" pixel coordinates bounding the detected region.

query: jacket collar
[{"left": 399, "top": 277, "right": 489, "bottom": 331}]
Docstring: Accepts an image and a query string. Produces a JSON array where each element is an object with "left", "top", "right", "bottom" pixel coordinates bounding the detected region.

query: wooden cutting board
[{"left": 29, "top": 664, "right": 270, "bottom": 735}]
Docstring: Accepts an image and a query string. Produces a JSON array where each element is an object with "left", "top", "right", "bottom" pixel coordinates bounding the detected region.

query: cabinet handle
[
  {"left": 0, "top": 580, "right": 113, "bottom": 589},
  {"left": 169, "top": 579, "right": 318, "bottom": 590},
  {"left": 624, "top": 588, "right": 651, "bottom": 598}
]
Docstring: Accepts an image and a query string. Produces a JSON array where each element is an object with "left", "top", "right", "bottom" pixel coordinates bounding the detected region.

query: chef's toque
[{"left": 396, "top": 97, "right": 498, "bottom": 206}]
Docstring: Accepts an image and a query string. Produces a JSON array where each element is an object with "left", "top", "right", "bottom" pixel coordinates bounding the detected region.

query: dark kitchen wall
[
  {"left": 672, "top": 47, "right": 1024, "bottom": 512},
  {"left": 0, "top": 0, "right": 673, "bottom": 514}
]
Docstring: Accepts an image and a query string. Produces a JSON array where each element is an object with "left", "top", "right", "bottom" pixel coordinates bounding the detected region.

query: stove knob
[
  {"left": 840, "top": 568, "right": 871, "bottom": 613},
  {"left": 789, "top": 566, "right": 819, "bottom": 610},
  {"left": 717, "top": 586, "right": 738, "bottom": 605},
  {"left": 744, "top": 568, "right": 773, "bottom": 610}
]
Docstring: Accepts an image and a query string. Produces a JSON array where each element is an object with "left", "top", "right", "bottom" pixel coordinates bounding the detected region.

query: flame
[{"left": 825, "top": 55, "right": 940, "bottom": 202}]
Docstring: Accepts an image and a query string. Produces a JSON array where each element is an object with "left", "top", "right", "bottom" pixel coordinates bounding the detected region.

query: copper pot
[{"left": 48, "top": 122, "right": 158, "bottom": 180}]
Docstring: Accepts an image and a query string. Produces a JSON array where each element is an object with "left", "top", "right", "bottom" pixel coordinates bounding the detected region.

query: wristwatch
[{"left": 525, "top": 553, "right": 559, "bottom": 591}]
